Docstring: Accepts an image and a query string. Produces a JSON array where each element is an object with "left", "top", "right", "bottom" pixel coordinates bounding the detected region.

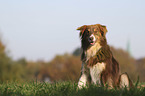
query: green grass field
[{"left": 0, "top": 81, "right": 145, "bottom": 96}]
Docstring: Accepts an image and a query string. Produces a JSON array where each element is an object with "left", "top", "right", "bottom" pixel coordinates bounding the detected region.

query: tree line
[{"left": 0, "top": 39, "right": 145, "bottom": 83}]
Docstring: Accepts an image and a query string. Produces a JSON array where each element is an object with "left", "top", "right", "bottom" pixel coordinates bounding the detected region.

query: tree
[{"left": 0, "top": 38, "right": 12, "bottom": 82}]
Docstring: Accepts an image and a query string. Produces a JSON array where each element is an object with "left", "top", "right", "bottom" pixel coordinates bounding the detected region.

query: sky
[{"left": 0, "top": 0, "right": 145, "bottom": 61}]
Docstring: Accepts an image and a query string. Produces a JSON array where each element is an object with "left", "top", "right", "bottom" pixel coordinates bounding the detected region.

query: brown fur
[{"left": 77, "top": 24, "right": 133, "bottom": 89}]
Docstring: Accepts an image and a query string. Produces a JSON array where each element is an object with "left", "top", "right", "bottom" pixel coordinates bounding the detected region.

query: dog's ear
[
  {"left": 77, "top": 25, "right": 87, "bottom": 37},
  {"left": 99, "top": 25, "right": 108, "bottom": 36}
]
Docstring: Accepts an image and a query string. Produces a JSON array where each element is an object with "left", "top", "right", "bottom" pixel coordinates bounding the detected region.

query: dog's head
[{"left": 77, "top": 24, "right": 108, "bottom": 50}]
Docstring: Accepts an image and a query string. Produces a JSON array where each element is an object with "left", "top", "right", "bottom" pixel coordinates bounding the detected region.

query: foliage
[
  {"left": 0, "top": 37, "right": 145, "bottom": 82},
  {"left": 0, "top": 82, "right": 145, "bottom": 96},
  {"left": 38, "top": 54, "right": 81, "bottom": 82},
  {"left": 136, "top": 58, "right": 145, "bottom": 82},
  {"left": 0, "top": 39, "right": 40, "bottom": 82},
  {"left": 72, "top": 47, "right": 81, "bottom": 56},
  {"left": 0, "top": 40, "right": 15, "bottom": 82}
]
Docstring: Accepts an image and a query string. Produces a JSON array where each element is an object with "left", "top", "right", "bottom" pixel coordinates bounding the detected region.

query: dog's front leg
[
  {"left": 78, "top": 73, "right": 88, "bottom": 89},
  {"left": 78, "top": 63, "right": 90, "bottom": 89}
]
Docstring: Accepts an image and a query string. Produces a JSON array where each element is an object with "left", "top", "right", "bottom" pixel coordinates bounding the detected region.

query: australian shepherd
[{"left": 77, "top": 24, "right": 133, "bottom": 89}]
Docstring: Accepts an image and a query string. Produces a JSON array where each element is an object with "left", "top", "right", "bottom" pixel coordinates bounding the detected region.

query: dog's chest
[
  {"left": 85, "top": 43, "right": 101, "bottom": 60},
  {"left": 89, "top": 62, "right": 106, "bottom": 84}
]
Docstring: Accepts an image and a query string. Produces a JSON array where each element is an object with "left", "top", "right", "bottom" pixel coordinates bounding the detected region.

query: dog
[{"left": 77, "top": 24, "right": 133, "bottom": 89}]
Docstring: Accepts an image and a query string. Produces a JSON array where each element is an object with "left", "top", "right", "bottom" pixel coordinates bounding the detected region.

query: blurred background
[{"left": 0, "top": 0, "right": 145, "bottom": 83}]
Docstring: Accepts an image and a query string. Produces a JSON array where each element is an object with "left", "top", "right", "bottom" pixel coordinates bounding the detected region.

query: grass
[{"left": 0, "top": 81, "right": 145, "bottom": 96}]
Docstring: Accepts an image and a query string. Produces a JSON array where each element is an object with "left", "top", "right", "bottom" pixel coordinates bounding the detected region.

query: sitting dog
[{"left": 77, "top": 24, "right": 133, "bottom": 89}]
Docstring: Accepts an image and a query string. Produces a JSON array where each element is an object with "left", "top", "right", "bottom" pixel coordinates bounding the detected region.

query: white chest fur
[
  {"left": 90, "top": 62, "right": 106, "bottom": 84},
  {"left": 86, "top": 43, "right": 101, "bottom": 60}
]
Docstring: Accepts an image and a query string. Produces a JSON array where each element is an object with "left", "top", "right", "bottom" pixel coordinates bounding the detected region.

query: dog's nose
[
  {"left": 89, "top": 36, "right": 94, "bottom": 41},
  {"left": 89, "top": 34, "right": 95, "bottom": 41}
]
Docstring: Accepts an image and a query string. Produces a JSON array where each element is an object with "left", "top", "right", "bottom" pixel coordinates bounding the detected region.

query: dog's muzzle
[{"left": 88, "top": 34, "right": 96, "bottom": 45}]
